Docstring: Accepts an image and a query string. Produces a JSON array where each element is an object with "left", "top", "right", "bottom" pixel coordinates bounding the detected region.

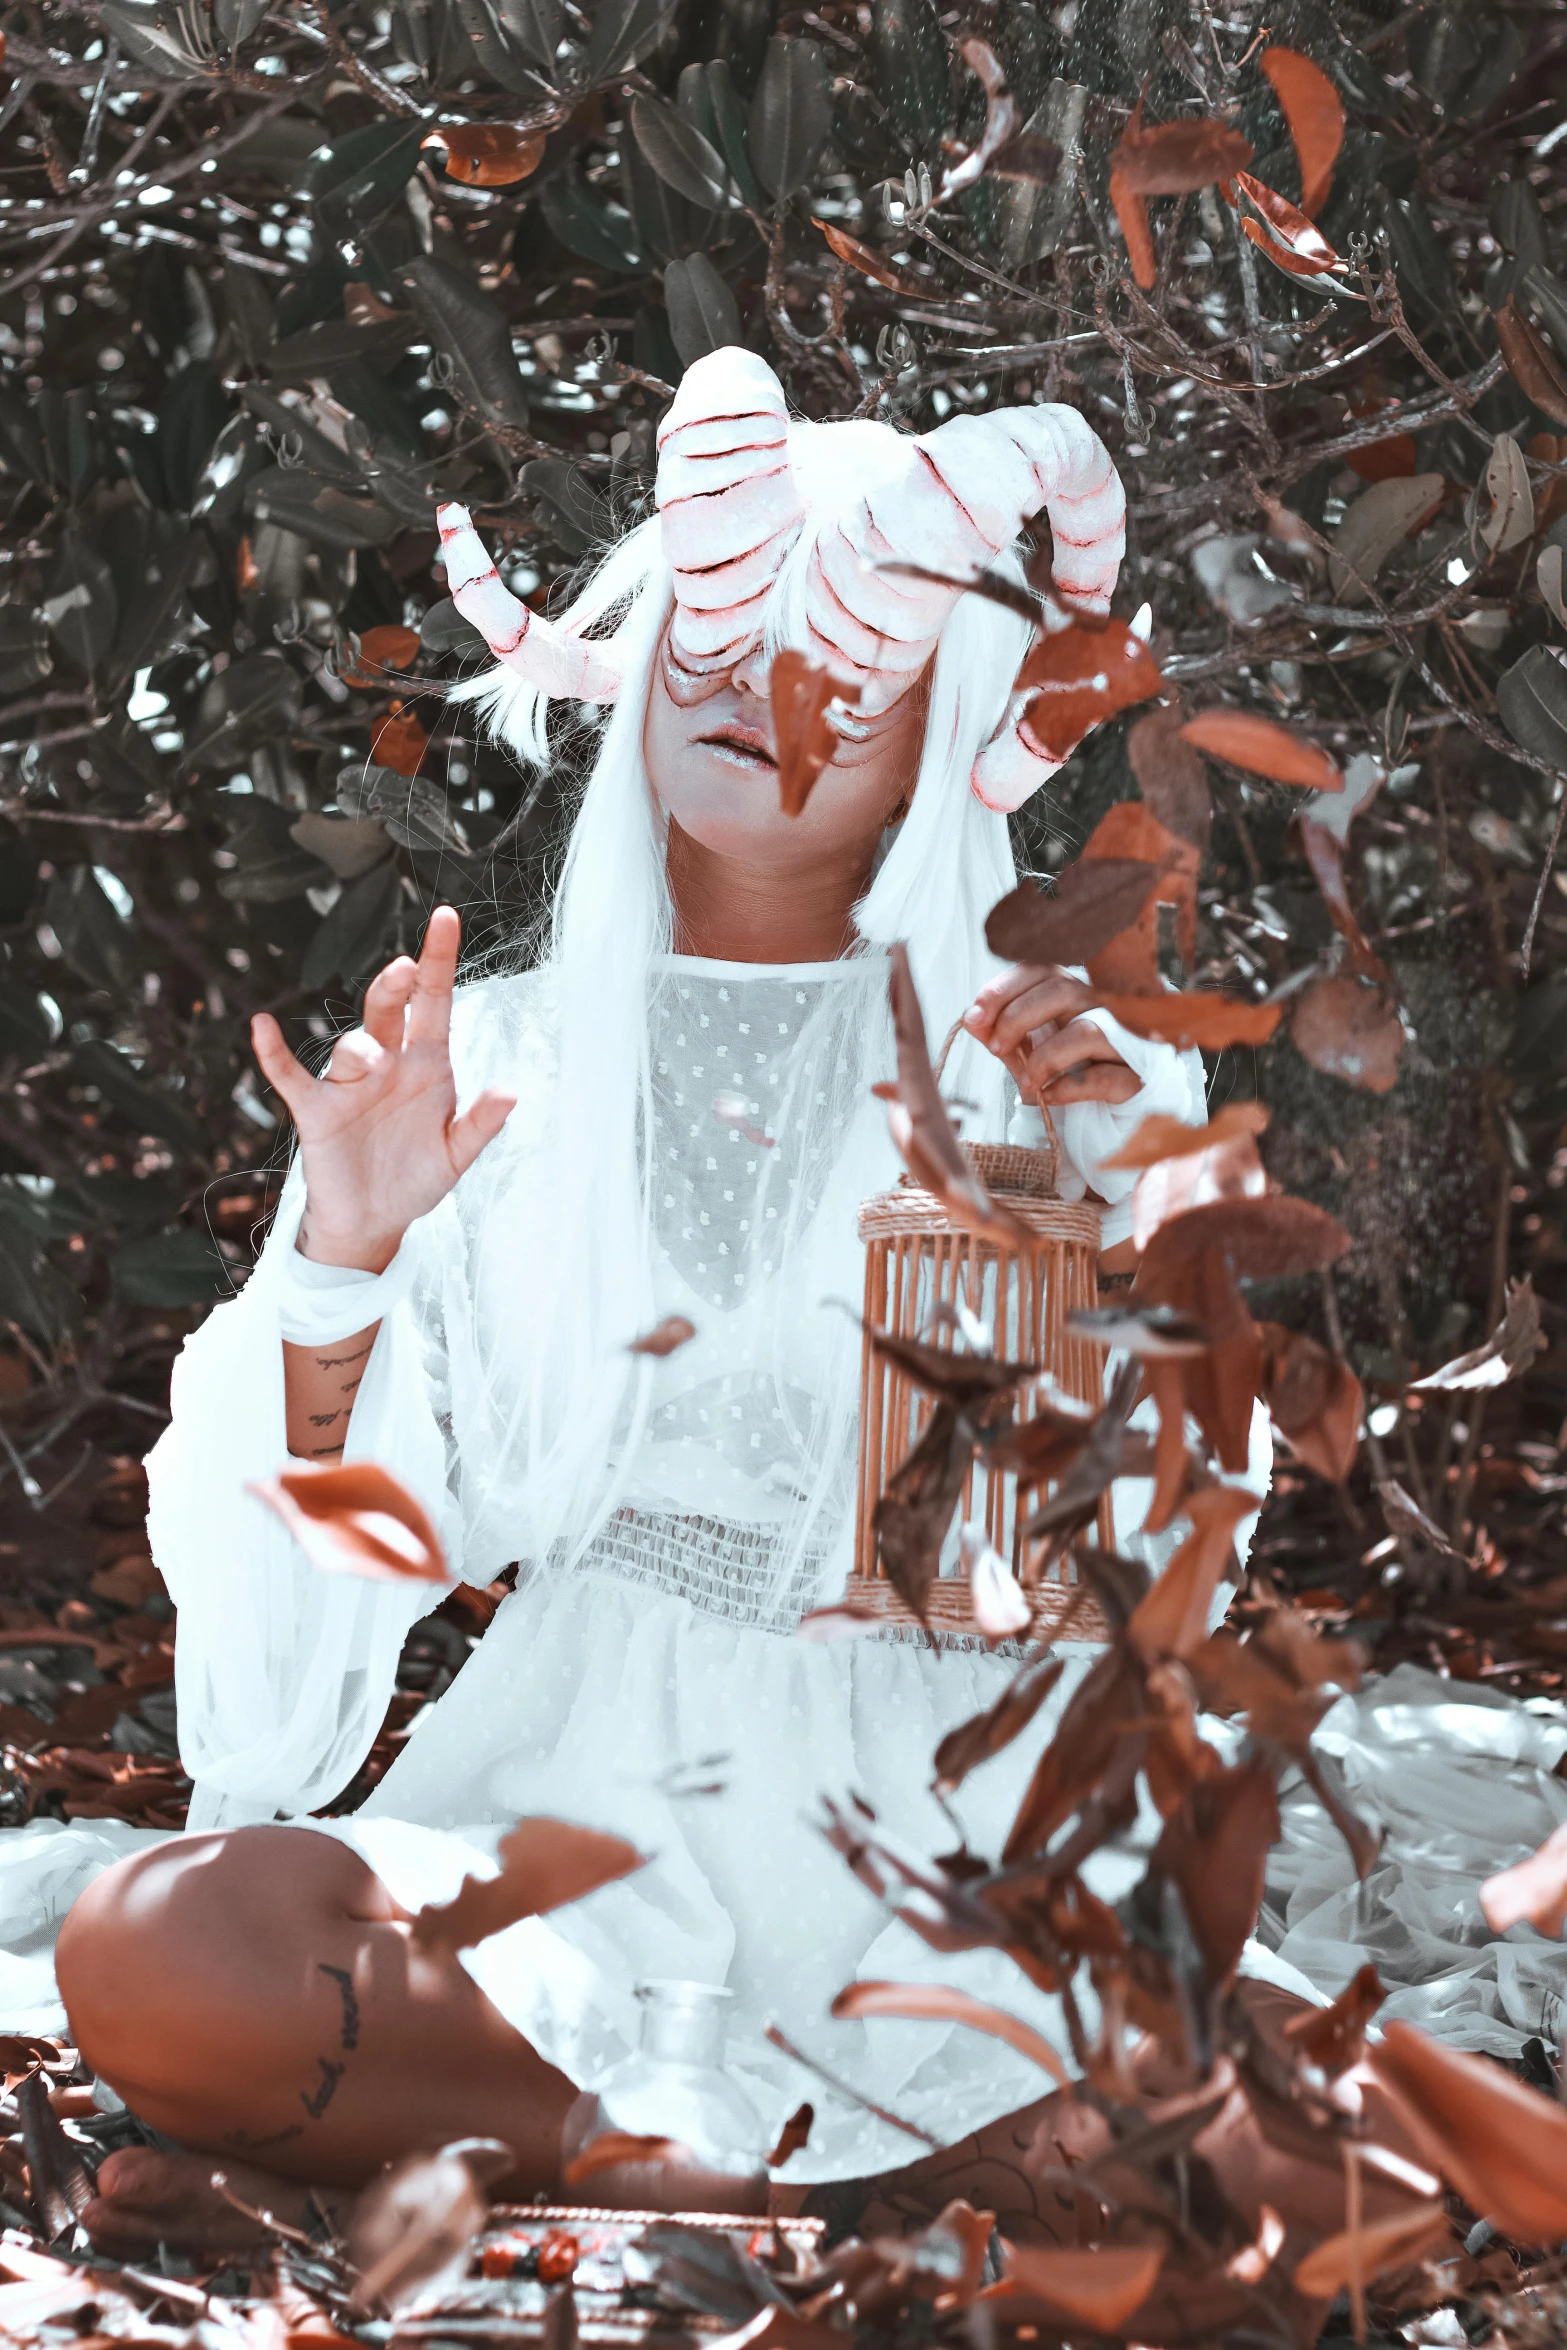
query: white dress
[{"left": 1, "top": 952, "right": 1562, "bottom": 2178}]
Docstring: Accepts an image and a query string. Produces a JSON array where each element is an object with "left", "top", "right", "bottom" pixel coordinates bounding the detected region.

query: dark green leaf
[
  {"left": 301, "top": 858, "right": 405, "bottom": 988},
  {"left": 450, "top": 0, "right": 547, "bottom": 92},
  {"left": 520, "top": 456, "right": 606, "bottom": 556},
  {"left": 74, "top": 1040, "right": 202, "bottom": 1153},
  {"left": 631, "top": 96, "right": 734, "bottom": 211},
  {"left": 0, "top": 388, "right": 48, "bottom": 486},
  {"left": 239, "top": 381, "right": 364, "bottom": 480},
  {"left": 400, "top": 254, "right": 531, "bottom": 433},
  {"left": 663, "top": 254, "right": 741, "bottom": 369},
  {"left": 218, "top": 801, "right": 332, "bottom": 903},
  {"left": 337, "top": 762, "right": 470, "bottom": 854},
  {"left": 1510, "top": 979, "right": 1567, "bottom": 1080},
  {"left": 99, "top": 0, "right": 211, "bottom": 78},
  {"left": 44, "top": 867, "right": 137, "bottom": 993},
  {"left": 185, "top": 651, "right": 303, "bottom": 768},
  {"left": 582, "top": 0, "right": 676, "bottom": 82},
  {"left": 110, "top": 1228, "right": 232, "bottom": 1307},
  {"left": 250, "top": 468, "right": 402, "bottom": 551},
  {"left": 331, "top": 359, "right": 425, "bottom": 466},
  {"left": 872, "top": 0, "right": 953, "bottom": 156},
  {"left": 0, "top": 608, "right": 53, "bottom": 699},
  {"left": 538, "top": 164, "right": 644, "bottom": 272},
  {"left": 264, "top": 318, "right": 410, "bottom": 382},
  {"left": 42, "top": 539, "right": 117, "bottom": 676},
  {"left": 213, "top": 0, "right": 269, "bottom": 57},
  {"left": 699, "top": 59, "right": 765, "bottom": 211},
  {"left": 0, "top": 978, "right": 57, "bottom": 1057},
  {"left": 1496, "top": 646, "right": 1567, "bottom": 769},
  {"left": 307, "top": 118, "right": 427, "bottom": 234},
  {"left": 494, "top": 0, "right": 560, "bottom": 71},
  {"left": 37, "top": 389, "right": 98, "bottom": 502},
  {"left": 420, "top": 597, "right": 489, "bottom": 657},
  {"left": 748, "top": 37, "right": 833, "bottom": 203},
  {"left": 1379, "top": 190, "right": 1451, "bottom": 319},
  {"left": 0, "top": 823, "right": 41, "bottom": 929},
  {"left": 108, "top": 530, "right": 202, "bottom": 687},
  {"left": 0, "top": 1208, "right": 82, "bottom": 1346},
  {"left": 1525, "top": 265, "right": 1567, "bottom": 357}
]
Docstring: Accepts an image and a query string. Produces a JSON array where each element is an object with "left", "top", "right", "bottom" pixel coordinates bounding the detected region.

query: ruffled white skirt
[{"left": 4, "top": 1571, "right": 1566, "bottom": 2180}]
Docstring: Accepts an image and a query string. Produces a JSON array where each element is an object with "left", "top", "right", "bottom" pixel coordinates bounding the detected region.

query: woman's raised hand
[
  {"left": 963, "top": 963, "right": 1142, "bottom": 1107},
  {"left": 251, "top": 906, "right": 516, "bottom": 1272}
]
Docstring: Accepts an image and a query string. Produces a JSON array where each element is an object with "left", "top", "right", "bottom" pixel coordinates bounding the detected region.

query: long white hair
[{"left": 447, "top": 415, "right": 1040, "bottom": 1607}]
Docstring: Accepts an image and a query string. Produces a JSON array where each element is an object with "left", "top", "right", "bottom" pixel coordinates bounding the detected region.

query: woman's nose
[{"left": 732, "top": 650, "right": 771, "bottom": 700}]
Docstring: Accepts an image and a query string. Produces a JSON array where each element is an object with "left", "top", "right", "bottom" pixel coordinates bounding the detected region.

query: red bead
[{"left": 537, "top": 2232, "right": 579, "bottom": 2283}]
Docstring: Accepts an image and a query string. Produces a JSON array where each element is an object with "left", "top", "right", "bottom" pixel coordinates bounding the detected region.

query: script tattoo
[
  {"left": 319, "top": 1962, "right": 361, "bottom": 2050},
  {"left": 301, "top": 2057, "right": 346, "bottom": 2120}
]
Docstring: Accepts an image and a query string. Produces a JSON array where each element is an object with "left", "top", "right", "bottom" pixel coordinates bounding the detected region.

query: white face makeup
[{"left": 643, "top": 622, "right": 927, "bottom": 875}]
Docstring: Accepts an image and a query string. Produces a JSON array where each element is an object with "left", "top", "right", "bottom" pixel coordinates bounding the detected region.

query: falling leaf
[
  {"left": 1128, "top": 703, "right": 1212, "bottom": 850},
  {"left": 423, "top": 123, "right": 547, "bottom": 186},
  {"left": 1368, "top": 2022, "right": 1567, "bottom": 2246},
  {"left": 1078, "top": 800, "right": 1201, "bottom": 992},
  {"left": 629, "top": 1314, "right": 697, "bottom": 1357},
  {"left": 1128, "top": 1121, "right": 1268, "bottom": 1252},
  {"left": 15, "top": 2074, "right": 92, "bottom": 2242},
  {"left": 984, "top": 858, "right": 1162, "bottom": 969},
  {"left": 1377, "top": 1477, "right": 1461, "bottom": 1559},
  {"left": 1017, "top": 616, "right": 1162, "bottom": 761},
  {"left": 960, "top": 1523, "right": 1033, "bottom": 1639},
  {"left": 411, "top": 1816, "right": 647, "bottom": 1959},
  {"left": 1180, "top": 709, "right": 1343, "bottom": 791},
  {"left": 563, "top": 2131, "right": 685, "bottom": 2186},
  {"left": 1232, "top": 171, "right": 1339, "bottom": 277},
  {"left": 349, "top": 2141, "right": 512, "bottom": 2312},
  {"left": 814, "top": 218, "right": 922, "bottom": 297},
  {"left": 1328, "top": 475, "right": 1446, "bottom": 605},
  {"left": 1497, "top": 300, "right": 1567, "bottom": 429},
  {"left": 1257, "top": 1322, "right": 1362, "bottom": 1481},
  {"left": 933, "top": 1650, "right": 1066, "bottom": 1792},
  {"left": 1294, "top": 2202, "right": 1452, "bottom": 2301},
  {"left": 1092, "top": 990, "right": 1284, "bottom": 1050},
  {"left": 1480, "top": 431, "right": 1535, "bottom": 555},
  {"left": 996, "top": 2240, "right": 1164, "bottom": 2329},
  {"left": 370, "top": 702, "right": 429, "bottom": 776},
  {"left": 1226, "top": 2203, "right": 1286, "bottom": 2284},
  {"left": 1261, "top": 46, "right": 1344, "bottom": 218},
  {"left": 770, "top": 649, "right": 859, "bottom": 818},
  {"left": 1067, "top": 1301, "right": 1210, "bottom": 1356},
  {"left": 1110, "top": 167, "right": 1157, "bottom": 289},
  {"left": 937, "top": 38, "right": 1022, "bottom": 200},
  {"left": 1541, "top": 541, "right": 1567, "bottom": 628},
  {"left": 1154, "top": 1756, "right": 1281, "bottom": 1990},
  {"left": 1349, "top": 430, "right": 1418, "bottom": 484},
  {"left": 1291, "top": 976, "right": 1404, "bottom": 1093},
  {"left": 1298, "top": 801, "right": 1390, "bottom": 982},
  {"left": 874, "top": 1401, "right": 974, "bottom": 1626},
  {"left": 1112, "top": 105, "right": 1254, "bottom": 195},
  {"left": 1128, "top": 1486, "right": 1260, "bottom": 1662},
  {"left": 247, "top": 1461, "right": 448, "bottom": 1585},
  {"left": 341, "top": 623, "right": 422, "bottom": 687},
  {"left": 884, "top": 944, "right": 1034, "bottom": 1249},
  {"left": 765, "top": 2103, "right": 814, "bottom": 2169},
  {"left": 1103, "top": 1101, "right": 1270, "bottom": 1171},
  {"left": 1282, "top": 1961, "right": 1385, "bottom": 2075},
  {"left": 1411, "top": 1278, "right": 1546, "bottom": 1390},
  {"left": 1138, "top": 1193, "right": 1352, "bottom": 1283},
  {"left": 1482, "top": 1818, "right": 1567, "bottom": 1936},
  {"left": 832, "top": 1981, "right": 1068, "bottom": 2083}
]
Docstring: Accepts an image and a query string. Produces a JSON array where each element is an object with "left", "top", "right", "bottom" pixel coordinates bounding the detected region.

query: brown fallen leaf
[
  {"left": 1291, "top": 976, "right": 1404, "bottom": 1093},
  {"left": 1154, "top": 1755, "right": 1281, "bottom": 1990},
  {"left": 1113, "top": 104, "right": 1254, "bottom": 194},
  {"left": 371, "top": 703, "right": 429, "bottom": 777},
  {"left": 814, "top": 218, "right": 923, "bottom": 297},
  {"left": 995, "top": 2240, "right": 1164, "bottom": 2329},
  {"left": 1497, "top": 300, "right": 1567, "bottom": 429},
  {"left": 412, "top": 1817, "right": 647, "bottom": 1958},
  {"left": 1411, "top": 1278, "right": 1546, "bottom": 1391},
  {"left": 1480, "top": 1818, "right": 1567, "bottom": 1937},
  {"left": 984, "top": 859, "right": 1162, "bottom": 970},
  {"left": 1294, "top": 2202, "right": 1452, "bottom": 2301},
  {"left": 765, "top": 2102, "right": 814, "bottom": 2169},
  {"left": 629, "top": 1314, "right": 697, "bottom": 1357},
  {"left": 1128, "top": 703, "right": 1212, "bottom": 850},
  {"left": 933, "top": 1650, "right": 1066, "bottom": 1792},
  {"left": 1092, "top": 990, "right": 1284, "bottom": 1050},
  {"left": 769, "top": 649, "right": 860, "bottom": 818},
  {"left": 1129, "top": 1120, "right": 1268, "bottom": 1252},
  {"left": 1180, "top": 709, "right": 1342, "bottom": 791},
  {"left": 423, "top": 123, "right": 546, "bottom": 186},
  {"left": 1261, "top": 46, "right": 1344, "bottom": 218},
  {"left": 1232, "top": 171, "right": 1340, "bottom": 277},
  {"left": 1079, "top": 798, "right": 1201, "bottom": 993},
  {"left": 1103, "top": 1100, "right": 1270, "bottom": 1171},
  {"left": 340, "top": 623, "right": 422, "bottom": 688},
  {"left": 1258, "top": 1321, "right": 1363, "bottom": 1482},
  {"left": 1298, "top": 816, "right": 1390, "bottom": 984},
  {"left": 874, "top": 1400, "right": 974, "bottom": 1626},
  {"left": 831, "top": 1980, "right": 1069, "bottom": 2085},
  {"left": 1330, "top": 475, "right": 1447, "bottom": 604},
  {"left": 1368, "top": 2020, "right": 1567, "bottom": 2245},
  {"left": 884, "top": 943, "right": 1034, "bottom": 1249},
  {"left": 1377, "top": 1476, "right": 1461, "bottom": 1560},
  {"left": 562, "top": 2131, "right": 686, "bottom": 2186},
  {"left": 1016, "top": 615, "right": 1162, "bottom": 760},
  {"left": 1127, "top": 1486, "right": 1261, "bottom": 1662},
  {"left": 1138, "top": 1192, "right": 1352, "bottom": 1283},
  {"left": 1281, "top": 1962, "right": 1385, "bottom": 2076},
  {"left": 246, "top": 1461, "right": 448, "bottom": 1585},
  {"left": 349, "top": 2140, "right": 512, "bottom": 2312}
]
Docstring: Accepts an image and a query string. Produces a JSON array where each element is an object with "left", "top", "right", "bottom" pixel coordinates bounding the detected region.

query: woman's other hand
[
  {"left": 962, "top": 964, "right": 1141, "bottom": 1107},
  {"left": 251, "top": 906, "right": 516, "bottom": 1272}
]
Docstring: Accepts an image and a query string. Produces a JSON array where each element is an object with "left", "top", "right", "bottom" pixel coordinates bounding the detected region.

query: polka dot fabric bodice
[{"left": 648, "top": 964, "right": 846, "bottom": 1313}]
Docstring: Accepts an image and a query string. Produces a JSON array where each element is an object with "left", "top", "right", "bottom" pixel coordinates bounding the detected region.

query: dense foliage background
[{"left": 0, "top": 0, "right": 1566, "bottom": 1706}]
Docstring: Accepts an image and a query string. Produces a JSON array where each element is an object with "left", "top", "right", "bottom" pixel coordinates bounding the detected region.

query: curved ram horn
[
  {"left": 796, "top": 404, "right": 1126, "bottom": 810},
  {"left": 655, "top": 347, "right": 805, "bottom": 681},
  {"left": 436, "top": 503, "right": 623, "bottom": 703}
]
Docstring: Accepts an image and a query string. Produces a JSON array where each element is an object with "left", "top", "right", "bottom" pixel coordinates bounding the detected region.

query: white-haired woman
[{"left": 50, "top": 352, "right": 1252, "bottom": 2227}]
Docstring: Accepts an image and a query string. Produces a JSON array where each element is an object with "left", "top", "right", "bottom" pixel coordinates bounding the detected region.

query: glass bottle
[{"left": 560, "top": 1978, "right": 769, "bottom": 2181}]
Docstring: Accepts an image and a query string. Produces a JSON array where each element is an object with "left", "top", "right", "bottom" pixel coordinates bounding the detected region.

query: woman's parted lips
[{"left": 696, "top": 719, "right": 777, "bottom": 768}]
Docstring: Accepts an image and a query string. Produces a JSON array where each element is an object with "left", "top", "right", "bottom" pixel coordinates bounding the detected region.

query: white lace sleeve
[{"left": 142, "top": 984, "right": 520, "bottom": 1832}]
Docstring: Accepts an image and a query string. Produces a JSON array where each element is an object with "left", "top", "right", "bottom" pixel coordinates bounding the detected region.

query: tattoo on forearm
[
  {"left": 301, "top": 2057, "right": 346, "bottom": 2120},
  {"left": 309, "top": 1410, "right": 343, "bottom": 1428},
  {"left": 315, "top": 1343, "right": 373, "bottom": 1369},
  {"left": 310, "top": 1441, "right": 346, "bottom": 1457},
  {"left": 319, "top": 1963, "right": 361, "bottom": 2050}
]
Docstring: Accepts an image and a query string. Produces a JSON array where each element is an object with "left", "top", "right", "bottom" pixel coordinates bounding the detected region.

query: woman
[{"left": 48, "top": 350, "right": 1254, "bottom": 2217}]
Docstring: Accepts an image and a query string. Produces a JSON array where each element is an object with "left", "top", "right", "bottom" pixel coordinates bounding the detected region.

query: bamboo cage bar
[{"left": 851, "top": 1142, "right": 1112, "bottom": 1644}]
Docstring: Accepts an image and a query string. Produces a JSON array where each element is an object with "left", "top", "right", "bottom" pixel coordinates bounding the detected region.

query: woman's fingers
[
  {"left": 1037, "top": 1062, "right": 1144, "bottom": 1106},
  {"left": 324, "top": 1029, "right": 385, "bottom": 1085},
  {"left": 250, "top": 1014, "right": 316, "bottom": 1122},
  {"left": 406, "top": 906, "right": 462, "bottom": 1049},
  {"left": 362, "top": 956, "right": 418, "bottom": 1051},
  {"left": 966, "top": 965, "right": 1094, "bottom": 1059},
  {"left": 448, "top": 1088, "right": 516, "bottom": 1179},
  {"left": 1022, "top": 1016, "right": 1135, "bottom": 1101}
]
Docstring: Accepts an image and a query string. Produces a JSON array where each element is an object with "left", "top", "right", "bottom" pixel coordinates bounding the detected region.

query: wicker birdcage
[{"left": 850, "top": 1130, "right": 1112, "bottom": 1644}]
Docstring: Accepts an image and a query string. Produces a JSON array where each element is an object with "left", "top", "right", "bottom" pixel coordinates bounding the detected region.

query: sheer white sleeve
[
  {"left": 144, "top": 1038, "right": 485, "bottom": 1833},
  {"left": 1021, "top": 995, "right": 1207, "bottom": 1251}
]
